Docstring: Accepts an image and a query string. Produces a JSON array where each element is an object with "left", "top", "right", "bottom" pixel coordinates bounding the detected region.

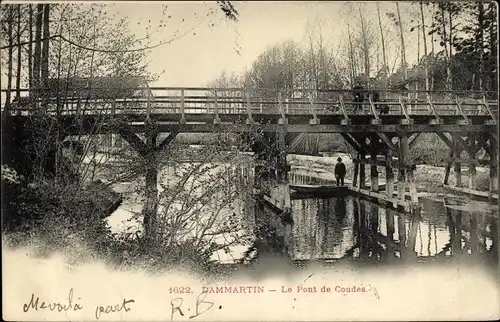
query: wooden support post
[
  {"left": 397, "top": 135, "right": 408, "bottom": 201},
  {"left": 359, "top": 152, "right": 366, "bottom": 189},
  {"left": 469, "top": 161, "right": 477, "bottom": 190},
  {"left": 278, "top": 91, "right": 286, "bottom": 124},
  {"left": 397, "top": 167, "right": 406, "bottom": 201},
  {"left": 146, "top": 89, "right": 152, "bottom": 118},
  {"left": 444, "top": 139, "right": 454, "bottom": 185},
  {"left": 370, "top": 204, "right": 379, "bottom": 232},
  {"left": 405, "top": 215, "right": 419, "bottom": 259},
  {"left": 470, "top": 214, "right": 478, "bottom": 255},
  {"left": 276, "top": 125, "right": 290, "bottom": 213},
  {"left": 213, "top": 90, "right": 221, "bottom": 124},
  {"left": 308, "top": 93, "right": 319, "bottom": 124},
  {"left": 110, "top": 99, "right": 116, "bottom": 147},
  {"left": 386, "top": 152, "right": 395, "bottom": 199},
  {"left": 386, "top": 209, "right": 395, "bottom": 240},
  {"left": 453, "top": 137, "right": 462, "bottom": 187},
  {"left": 400, "top": 134, "right": 418, "bottom": 203},
  {"left": 143, "top": 121, "right": 158, "bottom": 243},
  {"left": 370, "top": 152, "right": 379, "bottom": 192},
  {"left": 180, "top": 89, "right": 186, "bottom": 124},
  {"left": 277, "top": 126, "right": 288, "bottom": 183},
  {"left": 353, "top": 154, "right": 359, "bottom": 187}
]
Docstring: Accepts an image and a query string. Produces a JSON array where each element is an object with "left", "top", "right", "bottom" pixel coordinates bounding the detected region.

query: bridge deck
[{"left": 3, "top": 87, "right": 498, "bottom": 134}]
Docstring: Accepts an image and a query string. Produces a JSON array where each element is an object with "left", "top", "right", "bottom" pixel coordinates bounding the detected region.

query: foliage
[
  {"left": 2, "top": 2, "right": 253, "bottom": 272},
  {"left": 410, "top": 133, "right": 449, "bottom": 166}
]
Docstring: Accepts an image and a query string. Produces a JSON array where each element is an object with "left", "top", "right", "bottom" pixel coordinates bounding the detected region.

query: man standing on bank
[{"left": 335, "top": 157, "right": 347, "bottom": 186}]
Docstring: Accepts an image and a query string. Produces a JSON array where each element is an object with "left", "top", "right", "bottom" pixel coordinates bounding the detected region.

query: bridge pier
[
  {"left": 143, "top": 122, "right": 159, "bottom": 241},
  {"left": 353, "top": 153, "right": 359, "bottom": 187},
  {"left": 399, "top": 134, "right": 419, "bottom": 214},
  {"left": 453, "top": 137, "right": 464, "bottom": 188},
  {"left": 397, "top": 168, "right": 406, "bottom": 201},
  {"left": 277, "top": 125, "right": 291, "bottom": 213},
  {"left": 370, "top": 151, "right": 379, "bottom": 192},
  {"left": 359, "top": 152, "right": 366, "bottom": 189},
  {"left": 385, "top": 151, "right": 395, "bottom": 199},
  {"left": 276, "top": 126, "right": 289, "bottom": 183},
  {"left": 117, "top": 120, "right": 180, "bottom": 242},
  {"left": 342, "top": 133, "right": 422, "bottom": 214},
  {"left": 490, "top": 138, "right": 498, "bottom": 193}
]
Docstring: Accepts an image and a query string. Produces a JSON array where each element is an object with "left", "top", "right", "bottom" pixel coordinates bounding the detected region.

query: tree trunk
[
  {"left": 415, "top": 25, "right": 420, "bottom": 100},
  {"left": 440, "top": 7, "right": 451, "bottom": 91},
  {"left": 377, "top": 2, "right": 389, "bottom": 88},
  {"left": 33, "top": 4, "right": 43, "bottom": 96},
  {"left": 477, "top": 2, "right": 484, "bottom": 91},
  {"left": 359, "top": 6, "right": 370, "bottom": 87},
  {"left": 430, "top": 30, "right": 435, "bottom": 90},
  {"left": 420, "top": 1, "right": 430, "bottom": 92},
  {"left": 15, "top": 5, "right": 22, "bottom": 99},
  {"left": 41, "top": 4, "right": 50, "bottom": 91},
  {"left": 396, "top": 3, "right": 407, "bottom": 82},
  {"left": 447, "top": 7, "right": 453, "bottom": 90},
  {"left": 347, "top": 24, "right": 356, "bottom": 86},
  {"left": 488, "top": 2, "right": 497, "bottom": 93},
  {"left": 309, "top": 35, "right": 318, "bottom": 90},
  {"left": 28, "top": 5, "right": 33, "bottom": 94},
  {"left": 5, "top": 7, "right": 14, "bottom": 112}
]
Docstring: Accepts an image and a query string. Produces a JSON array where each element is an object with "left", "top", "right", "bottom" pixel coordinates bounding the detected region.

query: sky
[
  {"left": 0, "top": 1, "right": 428, "bottom": 90},
  {"left": 104, "top": 1, "right": 425, "bottom": 87}
]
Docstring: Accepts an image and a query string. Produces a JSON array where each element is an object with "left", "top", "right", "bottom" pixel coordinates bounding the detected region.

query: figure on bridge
[
  {"left": 352, "top": 82, "right": 364, "bottom": 113},
  {"left": 335, "top": 157, "right": 347, "bottom": 186},
  {"left": 371, "top": 90, "right": 389, "bottom": 115}
]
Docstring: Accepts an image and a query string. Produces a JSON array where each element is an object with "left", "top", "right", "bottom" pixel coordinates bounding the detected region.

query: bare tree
[
  {"left": 396, "top": 2, "right": 407, "bottom": 84},
  {"left": 420, "top": 1, "right": 429, "bottom": 92},
  {"left": 376, "top": 2, "right": 389, "bottom": 87},
  {"left": 358, "top": 5, "right": 371, "bottom": 87}
]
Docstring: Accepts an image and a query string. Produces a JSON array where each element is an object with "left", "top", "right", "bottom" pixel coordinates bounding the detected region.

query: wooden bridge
[{"left": 2, "top": 86, "right": 498, "bottom": 217}]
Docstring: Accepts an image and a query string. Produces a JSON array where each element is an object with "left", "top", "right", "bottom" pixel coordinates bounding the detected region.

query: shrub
[{"left": 410, "top": 133, "right": 449, "bottom": 166}]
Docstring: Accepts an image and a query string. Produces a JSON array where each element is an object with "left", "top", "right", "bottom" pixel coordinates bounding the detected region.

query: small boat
[
  {"left": 289, "top": 184, "right": 347, "bottom": 193},
  {"left": 289, "top": 184, "right": 349, "bottom": 199}
]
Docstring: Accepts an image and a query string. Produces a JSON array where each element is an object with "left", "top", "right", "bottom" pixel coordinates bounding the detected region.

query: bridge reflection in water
[{"left": 254, "top": 173, "right": 498, "bottom": 267}]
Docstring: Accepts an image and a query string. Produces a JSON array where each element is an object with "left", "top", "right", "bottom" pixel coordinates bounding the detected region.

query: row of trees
[
  {"left": 209, "top": 2, "right": 497, "bottom": 95},
  {"left": 207, "top": 2, "right": 497, "bottom": 157}
]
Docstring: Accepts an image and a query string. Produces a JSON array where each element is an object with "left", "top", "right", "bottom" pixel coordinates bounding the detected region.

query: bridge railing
[{"left": 1, "top": 87, "right": 498, "bottom": 120}]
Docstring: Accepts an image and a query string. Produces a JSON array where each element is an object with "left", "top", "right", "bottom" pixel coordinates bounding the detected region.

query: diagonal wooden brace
[
  {"left": 377, "top": 133, "right": 400, "bottom": 157},
  {"left": 155, "top": 131, "right": 178, "bottom": 153},
  {"left": 119, "top": 125, "right": 148, "bottom": 157},
  {"left": 340, "top": 133, "right": 363, "bottom": 153}
]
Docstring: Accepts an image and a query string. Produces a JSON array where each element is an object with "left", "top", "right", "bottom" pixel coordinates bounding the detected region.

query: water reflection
[{"left": 255, "top": 191, "right": 498, "bottom": 267}]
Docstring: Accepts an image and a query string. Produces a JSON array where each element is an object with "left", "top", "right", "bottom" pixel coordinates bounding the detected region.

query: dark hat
[{"left": 337, "top": 157, "right": 342, "bottom": 162}]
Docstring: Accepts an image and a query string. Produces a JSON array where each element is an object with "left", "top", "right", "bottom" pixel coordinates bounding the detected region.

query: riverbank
[{"left": 289, "top": 153, "right": 493, "bottom": 197}]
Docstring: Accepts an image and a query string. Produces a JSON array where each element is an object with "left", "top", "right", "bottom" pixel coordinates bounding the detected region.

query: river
[
  {"left": 105, "top": 156, "right": 498, "bottom": 271},
  {"left": 253, "top": 170, "right": 498, "bottom": 270}
]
